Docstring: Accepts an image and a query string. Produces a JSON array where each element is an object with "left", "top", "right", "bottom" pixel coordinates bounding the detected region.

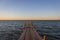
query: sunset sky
[{"left": 0, "top": 0, "right": 60, "bottom": 20}]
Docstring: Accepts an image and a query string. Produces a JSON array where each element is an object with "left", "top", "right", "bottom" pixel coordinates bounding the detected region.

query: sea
[{"left": 0, "top": 20, "right": 60, "bottom": 40}]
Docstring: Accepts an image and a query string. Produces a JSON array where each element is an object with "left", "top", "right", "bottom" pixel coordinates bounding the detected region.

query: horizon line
[{"left": 0, "top": 19, "right": 59, "bottom": 20}]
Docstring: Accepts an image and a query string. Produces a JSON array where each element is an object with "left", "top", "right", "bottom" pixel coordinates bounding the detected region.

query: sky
[{"left": 0, "top": 0, "right": 60, "bottom": 20}]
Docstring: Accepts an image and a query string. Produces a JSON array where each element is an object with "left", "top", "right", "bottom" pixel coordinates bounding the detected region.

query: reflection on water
[{"left": 0, "top": 20, "right": 60, "bottom": 40}]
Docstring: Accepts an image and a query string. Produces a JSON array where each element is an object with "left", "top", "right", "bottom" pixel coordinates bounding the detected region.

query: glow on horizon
[
  {"left": 0, "top": 0, "right": 60, "bottom": 20},
  {"left": 0, "top": 16, "right": 60, "bottom": 20}
]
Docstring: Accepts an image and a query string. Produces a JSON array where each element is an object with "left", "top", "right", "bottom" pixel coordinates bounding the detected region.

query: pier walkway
[{"left": 18, "top": 21, "right": 45, "bottom": 40}]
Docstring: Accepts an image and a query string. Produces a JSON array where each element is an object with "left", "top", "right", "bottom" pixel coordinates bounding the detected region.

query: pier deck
[{"left": 18, "top": 21, "right": 43, "bottom": 40}]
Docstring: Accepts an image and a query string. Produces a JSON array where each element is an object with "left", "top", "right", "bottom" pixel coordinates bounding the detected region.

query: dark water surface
[{"left": 0, "top": 20, "right": 60, "bottom": 40}]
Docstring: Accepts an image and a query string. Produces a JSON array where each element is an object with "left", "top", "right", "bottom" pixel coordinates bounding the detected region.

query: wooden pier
[{"left": 18, "top": 21, "right": 46, "bottom": 40}]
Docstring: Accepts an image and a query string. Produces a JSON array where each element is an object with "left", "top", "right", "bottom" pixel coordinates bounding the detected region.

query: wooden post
[{"left": 42, "top": 34, "right": 46, "bottom": 40}]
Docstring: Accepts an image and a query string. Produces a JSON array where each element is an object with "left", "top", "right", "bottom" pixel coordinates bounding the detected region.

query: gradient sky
[{"left": 0, "top": 0, "right": 60, "bottom": 20}]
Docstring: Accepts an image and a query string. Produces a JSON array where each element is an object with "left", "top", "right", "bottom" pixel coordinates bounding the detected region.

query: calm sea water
[{"left": 0, "top": 20, "right": 60, "bottom": 40}]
